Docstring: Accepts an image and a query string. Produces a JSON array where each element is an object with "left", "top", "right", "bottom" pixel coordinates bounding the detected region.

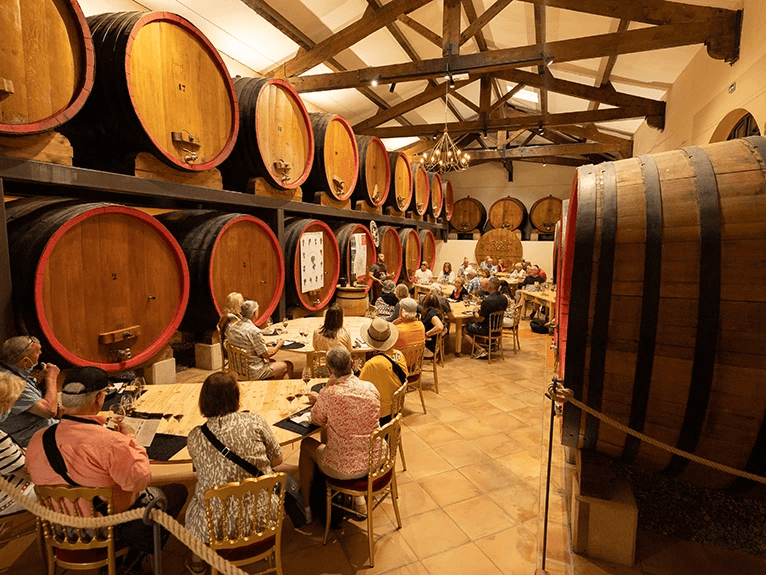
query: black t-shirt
[
  {"left": 478, "top": 292, "right": 508, "bottom": 330},
  {"left": 379, "top": 291, "right": 398, "bottom": 306},
  {"left": 523, "top": 275, "right": 545, "bottom": 288},
  {"left": 369, "top": 263, "right": 388, "bottom": 281}
]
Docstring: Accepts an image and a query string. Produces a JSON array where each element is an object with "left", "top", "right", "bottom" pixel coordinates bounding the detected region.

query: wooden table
[
  {"left": 414, "top": 283, "right": 454, "bottom": 298},
  {"left": 128, "top": 379, "right": 325, "bottom": 461},
  {"left": 518, "top": 289, "right": 556, "bottom": 320},
  {"left": 265, "top": 316, "right": 373, "bottom": 354},
  {"left": 449, "top": 300, "right": 481, "bottom": 356}
]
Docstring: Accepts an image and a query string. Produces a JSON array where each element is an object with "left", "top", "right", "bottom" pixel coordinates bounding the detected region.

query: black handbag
[{"left": 201, "top": 423, "right": 307, "bottom": 528}]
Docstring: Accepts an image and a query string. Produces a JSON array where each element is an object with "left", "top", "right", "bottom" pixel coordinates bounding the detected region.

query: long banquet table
[{"left": 264, "top": 316, "right": 373, "bottom": 353}]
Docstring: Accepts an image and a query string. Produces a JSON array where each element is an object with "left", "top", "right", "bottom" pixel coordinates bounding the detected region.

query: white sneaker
[
  {"left": 472, "top": 347, "right": 488, "bottom": 359},
  {"left": 354, "top": 496, "right": 367, "bottom": 515}
]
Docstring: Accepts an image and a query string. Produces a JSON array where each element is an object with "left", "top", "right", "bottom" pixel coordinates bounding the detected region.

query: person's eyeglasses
[{"left": 24, "top": 336, "right": 40, "bottom": 352}]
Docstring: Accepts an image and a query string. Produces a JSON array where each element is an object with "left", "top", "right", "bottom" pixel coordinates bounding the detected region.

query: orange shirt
[{"left": 393, "top": 320, "right": 426, "bottom": 350}]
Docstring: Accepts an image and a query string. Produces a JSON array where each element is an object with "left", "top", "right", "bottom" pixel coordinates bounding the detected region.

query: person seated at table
[
  {"left": 300, "top": 347, "right": 381, "bottom": 522},
  {"left": 358, "top": 319, "right": 406, "bottom": 425},
  {"left": 26, "top": 367, "right": 188, "bottom": 560},
  {"left": 420, "top": 294, "right": 445, "bottom": 358},
  {"left": 413, "top": 261, "right": 433, "bottom": 284},
  {"left": 217, "top": 291, "right": 244, "bottom": 358},
  {"left": 392, "top": 298, "right": 426, "bottom": 351},
  {"left": 227, "top": 301, "right": 293, "bottom": 380},
  {"left": 0, "top": 372, "right": 36, "bottom": 516},
  {"left": 312, "top": 303, "right": 352, "bottom": 352},
  {"left": 429, "top": 284, "right": 454, "bottom": 332},
  {"left": 0, "top": 336, "right": 59, "bottom": 447},
  {"left": 516, "top": 266, "right": 546, "bottom": 317},
  {"left": 437, "top": 261, "right": 455, "bottom": 285},
  {"left": 497, "top": 258, "right": 509, "bottom": 273},
  {"left": 510, "top": 262, "right": 526, "bottom": 281},
  {"left": 462, "top": 277, "right": 508, "bottom": 359},
  {"left": 457, "top": 257, "right": 471, "bottom": 277},
  {"left": 535, "top": 265, "right": 548, "bottom": 282},
  {"left": 499, "top": 281, "right": 519, "bottom": 328},
  {"left": 387, "top": 283, "right": 421, "bottom": 322},
  {"left": 451, "top": 277, "right": 469, "bottom": 301},
  {"left": 480, "top": 256, "right": 496, "bottom": 273},
  {"left": 374, "top": 280, "right": 398, "bottom": 317},
  {"left": 465, "top": 269, "right": 482, "bottom": 294},
  {"left": 184, "top": 371, "right": 283, "bottom": 573}
]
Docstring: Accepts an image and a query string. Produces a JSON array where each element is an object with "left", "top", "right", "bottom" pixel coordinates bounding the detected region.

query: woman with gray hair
[
  {"left": 298, "top": 347, "right": 381, "bottom": 521},
  {"left": 0, "top": 372, "right": 36, "bottom": 515},
  {"left": 226, "top": 300, "right": 292, "bottom": 380}
]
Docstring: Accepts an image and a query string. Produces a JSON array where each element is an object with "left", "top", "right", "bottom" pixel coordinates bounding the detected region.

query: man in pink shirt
[{"left": 26, "top": 367, "right": 187, "bottom": 560}]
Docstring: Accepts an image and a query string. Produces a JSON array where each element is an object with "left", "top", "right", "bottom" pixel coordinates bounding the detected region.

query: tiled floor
[{"left": 2, "top": 323, "right": 765, "bottom": 574}]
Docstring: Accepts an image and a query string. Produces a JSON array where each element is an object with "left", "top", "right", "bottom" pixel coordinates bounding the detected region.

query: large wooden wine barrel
[
  {"left": 411, "top": 164, "right": 430, "bottom": 216},
  {"left": 0, "top": 0, "right": 95, "bottom": 135},
  {"left": 443, "top": 180, "right": 455, "bottom": 222},
  {"left": 307, "top": 113, "right": 358, "bottom": 200},
  {"left": 488, "top": 196, "right": 527, "bottom": 231},
  {"left": 222, "top": 77, "right": 313, "bottom": 190},
  {"left": 419, "top": 230, "right": 437, "bottom": 270},
  {"left": 451, "top": 197, "right": 487, "bottom": 232},
  {"left": 378, "top": 226, "right": 403, "bottom": 282},
  {"left": 61, "top": 11, "right": 238, "bottom": 171},
  {"left": 559, "top": 136, "right": 766, "bottom": 490},
  {"left": 333, "top": 223, "right": 377, "bottom": 295},
  {"left": 335, "top": 286, "right": 369, "bottom": 317},
  {"left": 429, "top": 172, "right": 444, "bottom": 218},
  {"left": 398, "top": 228, "right": 421, "bottom": 281},
  {"left": 156, "top": 211, "right": 283, "bottom": 329},
  {"left": 283, "top": 219, "right": 340, "bottom": 312},
  {"left": 354, "top": 136, "right": 390, "bottom": 207},
  {"left": 475, "top": 229, "right": 523, "bottom": 269},
  {"left": 529, "top": 195, "right": 563, "bottom": 233},
  {"left": 387, "top": 152, "right": 413, "bottom": 212},
  {"left": 6, "top": 200, "right": 189, "bottom": 371}
]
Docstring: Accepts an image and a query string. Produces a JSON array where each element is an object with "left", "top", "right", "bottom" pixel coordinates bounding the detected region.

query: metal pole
[{"left": 539, "top": 381, "right": 557, "bottom": 573}]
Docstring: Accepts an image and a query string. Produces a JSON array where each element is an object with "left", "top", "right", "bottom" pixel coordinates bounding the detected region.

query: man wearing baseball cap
[
  {"left": 26, "top": 366, "right": 188, "bottom": 561},
  {"left": 359, "top": 318, "right": 407, "bottom": 423}
]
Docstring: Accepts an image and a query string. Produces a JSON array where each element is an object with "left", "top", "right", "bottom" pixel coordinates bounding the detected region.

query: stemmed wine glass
[
  {"left": 282, "top": 317, "right": 289, "bottom": 333},
  {"left": 108, "top": 403, "right": 126, "bottom": 430},
  {"left": 301, "top": 366, "right": 312, "bottom": 393}
]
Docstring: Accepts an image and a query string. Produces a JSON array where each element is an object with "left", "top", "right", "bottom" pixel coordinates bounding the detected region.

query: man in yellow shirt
[
  {"left": 359, "top": 318, "right": 408, "bottom": 423},
  {"left": 392, "top": 298, "right": 426, "bottom": 351}
]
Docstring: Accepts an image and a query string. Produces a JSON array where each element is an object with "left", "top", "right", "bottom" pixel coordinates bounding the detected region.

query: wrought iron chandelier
[{"left": 419, "top": 81, "right": 470, "bottom": 173}]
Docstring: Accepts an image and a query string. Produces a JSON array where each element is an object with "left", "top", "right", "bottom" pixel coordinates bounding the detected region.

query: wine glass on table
[
  {"left": 108, "top": 403, "right": 126, "bottom": 430},
  {"left": 282, "top": 317, "right": 289, "bottom": 334},
  {"left": 301, "top": 367, "right": 312, "bottom": 396}
]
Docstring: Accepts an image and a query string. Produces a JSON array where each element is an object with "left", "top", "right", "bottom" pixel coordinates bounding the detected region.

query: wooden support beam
[
  {"left": 589, "top": 18, "right": 630, "bottom": 111},
  {"left": 399, "top": 139, "right": 439, "bottom": 156},
  {"left": 490, "top": 83, "right": 525, "bottom": 113},
  {"left": 451, "top": 89, "right": 480, "bottom": 114},
  {"left": 398, "top": 14, "right": 443, "bottom": 48},
  {"left": 460, "top": 0, "right": 515, "bottom": 46},
  {"left": 272, "top": 0, "right": 432, "bottom": 78},
  {"left": 359, "top": 106, "right": 651, "bottom": 137},
  {"left": 480, "top": 75, "right": 492, "bottom": 133},
  {"left": 288, "top": 22, "right": 725, "bottom": 92},
  {"left": 472, "top": 141, "right": 631, "bottom": 159},
  {"left": 554, "top": 123, "right": 630, "bottom": 146},
  {"left": 460, "top": 0, "right": 489, "bottom": 51},
  {"left": 443, "top": 0, "right": 462, "bottom": 56}
]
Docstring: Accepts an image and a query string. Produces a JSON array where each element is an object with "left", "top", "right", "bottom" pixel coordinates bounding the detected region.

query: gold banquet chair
[
  {"left": 35, "top": 485, "right": 128, "bottom": 575},
  {"left": 472, "top": 310, "right": 506, "bottom": 364},
  {"left": 305, "top": 350, "right": 329, "bottom": 378},
  {"left": 400, "top": 342, "right": 427, "bottom": 413},
  {"left": 204, "top": 473, "right": 287, "bottom": 575},
  {"left": 322, "top": 416, "right": 403, "bottom": 567},
  {"left": 390, "top": 383, "right": 408, "bottom": 472},
  {"left": 225, "top": 343, "right": 251, "bottom": 380}
]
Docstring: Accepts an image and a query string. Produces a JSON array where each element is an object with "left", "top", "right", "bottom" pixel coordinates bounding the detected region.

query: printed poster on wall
[
  {"left": 300, "top": 232, "right": 324, "bottom": 293},
  {"left": 351, "top": 233, "right": 367, "bottom": 281}
]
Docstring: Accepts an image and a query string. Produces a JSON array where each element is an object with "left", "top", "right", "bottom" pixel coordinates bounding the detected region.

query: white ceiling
[{"left": 78, "top": 0, "right": 745, "bottom": 149}]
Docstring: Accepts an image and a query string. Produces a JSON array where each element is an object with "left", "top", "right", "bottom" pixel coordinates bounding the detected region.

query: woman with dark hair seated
[
  {"left": 312, "top": 303, "right": 352, "bottom": 352},
  {"left": 184, "top": 372, "right": 283, "bottom": 573},
  {"left": 420, "top": 293, "right": 445, "bottom": 357}
]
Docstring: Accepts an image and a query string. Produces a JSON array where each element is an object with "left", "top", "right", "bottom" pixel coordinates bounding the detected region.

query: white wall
[{"left": 434, "top": 240, "right": 554, "bottom": 278}]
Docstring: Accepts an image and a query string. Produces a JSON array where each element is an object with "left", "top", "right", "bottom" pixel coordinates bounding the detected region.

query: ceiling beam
[
  {"left": 460, "top": 0, "right": 515, "bottom": 46},
  {"left": 534, "top": 4, "right": 547, "bottom": 116},
  {"left": 443, "top": 0, "right": 462, "bottom": 56},
  {"left": 588, "top": 18, "right": 630, "bottom": 111},
  {"left": 397, "top": 14, "right": 443, "bottom": 48},
  {"left": 287, "top": 21, "right": 732, "bottom": 92},
  {"left": 554, "top": 123, "right": 630, "bottom": 146},
  {"left": 460, "top": 0, "right": 489, "bottom": 51},
  {"left": 490, "top": 83, "right": 525, "bottom": 113},
  {"left": 451, "top": 89, "right": 481, "bottom": 114},
  {"left": 359, "top": 106, "right": 652, "bottom": 137},
  {"left": 271, "top": 0, "right": 432, "bottom": 78},
  {"left": 471, "top": 141, "right": 631, "bottom": 159}
]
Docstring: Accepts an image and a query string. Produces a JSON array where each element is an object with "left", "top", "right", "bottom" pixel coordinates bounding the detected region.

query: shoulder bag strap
[
  {"left": 201, "top": 423, "right": 263, "bottom": 478},
  {"left": 379, "top": 353, "right": 407, "bottom": 384},
  {"left": 42, "top": 425, "right": 80, "bottom": 486}
]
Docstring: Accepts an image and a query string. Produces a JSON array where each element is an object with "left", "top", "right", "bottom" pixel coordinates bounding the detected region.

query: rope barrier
[
  {"left": 548, "top": 380, "right": 766, "bottom": 484},
  {"left": 0, "top": 475, "right": 251, "bottom": 575}
]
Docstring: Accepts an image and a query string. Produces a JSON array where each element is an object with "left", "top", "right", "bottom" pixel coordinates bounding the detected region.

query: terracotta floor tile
[
  {"left": 482, "top": 411, "right": 533, "bottom": 434},
  {"left": 570, "top": 554, "right": 646, "bottom": 575},
  {"left": 443, "top": 495, "right": 517, "bottom": 539},
  {"left": 496, "top": 449, "right": 542, "bottom": 481},
  {"left": 540, "top": 518, "right": 571, "bottom": 564},
  {"left": 379, "top": 479, "right": 439, "bottom": 520},
  {"left": 397, "top": 446, "right": 454, "bottom": 481},
  {"left": 470, "top": 433, "right": 527, "bottom": 458},
  {"left": 338, "top": 529, "right": 418, "bottom": 573},
  {"left": 487, "top": 481, "right": 540, "bottom": 525},
  {"left": 486, "top": 394, "right": 530, "bottom": 412},
  {"left": 434, "top": 439, "right": 491, "bottom": 468},
  {"left": 281, "top": 536, "right": 356, "bottom": 575},
  {"left": 281, "top": 520, "right": 339, "bottom": 554},
  {"left": 397, "top": 508, "right": 470, "bottom": 560},
  {"left": 509, "top": 424, "right": 548, "bottom": 452},
  {"left": 421, "top": 542, "right": 502, "bottom": 575},
  {"left": 428, "top": 406, "right": 473, "bottom": 424},
  {"left": 417, "top": 469, "right": 483, "bottom": 507},
  {"left": 461, "top": 402, "right": 505, "bottom": 419},
  {"left": 381, "top": 561, "right": 431, "bottom": 575},
  {"left": 448, "top": 418, "right": 500, "bottom": 440},
  {"left": 410, "top": 421, "right": 464, "bottom": 448},
  {"left": 459, "top": 459, "right": 520, "bottom": 493},
  {"left": 475, "top": 524, "right": 538, "bottom": 575}
]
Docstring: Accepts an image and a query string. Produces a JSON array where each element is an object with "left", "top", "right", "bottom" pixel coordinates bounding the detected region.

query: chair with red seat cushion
[{"left": 322, "top": 415, "right": 403, "bottom": 567}]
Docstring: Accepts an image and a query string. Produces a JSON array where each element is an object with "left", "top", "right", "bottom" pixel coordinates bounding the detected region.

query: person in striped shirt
[{"left": 0, "top": 372, "right": 35, "bottom": 516}]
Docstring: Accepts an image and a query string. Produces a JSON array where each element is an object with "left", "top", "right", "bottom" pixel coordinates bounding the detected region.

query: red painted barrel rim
[
  {"left": 400, "top": 228, "right": 422, "bottom": 281},
  {"left": 293, "top": 220, "right": 341, "bottom": 311},
  {"left": 444, "top": 180, "right": 454, "bottom": 221},
  {"left": 412, "top": 164, "right": 430, "bottom": 216},
  {"left": 208, "top": 215, "right": 284, "bottom": 326},
  {"left": 393, "top": 153, "right": 414, "bottom": 211},
  {"left": 34, "top": 206, "right": 190, "bottom": 371},
  {"left": 253, "top": 78, "right": 315, "bottom": 189},
  {"left": 557, "top": 178, "right": 578, "bottom": 378},
  {"left": 379, "top": 226, "right": 403, "bottom": 282},
  {"left": 123, "top": 12, "right": 240, "bottom": 171},
  {"left": 324, "top": 115, "right": 359, "bottom": 201},
  {"left": 340, "top": 224, "right": 377, "bottom": 294},
  {"left": 419, "top": 229, "right": 436, "bottom": 270},
  {"left": 367, "top": 137, "right": 391, "bottom": 206},
  {"left": 430, "top": 173, "right": 443, "bottom": 216},
  {"left": 0, "top": 0, "right": 95, "bottom": 134}
]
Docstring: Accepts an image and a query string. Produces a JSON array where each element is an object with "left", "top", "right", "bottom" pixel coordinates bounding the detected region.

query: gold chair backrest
[
  {"left": 368, "top": 415, "right": 401, "bottom": 483},
  {"left": 204, "top": 473, "right": 286, "bottom": 552},
  {"left": 400, "top": 342, "right": 425, "bottom": 378},
  {"left": 512, "top": 304, "right": 523, "bottom": 326},
  {"left": 488, "top": 310, "right": 505, "bottom": 334},
  {"left": 390, "top": 383, "right": 407, "bottom": 417},
  {"left": 225, "top": 343, "right": 250, "bottom": 380},
  {"left": 35, "top": 485, "right": 115, "bottom": 549},
  {"left": 306, "top": 350, "right": 329, "bottom": 378}
]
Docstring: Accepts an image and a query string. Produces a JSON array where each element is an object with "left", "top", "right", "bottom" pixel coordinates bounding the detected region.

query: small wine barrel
[
  {"left": 307, "top": 113, "right": 358, "bottom": 200},
  {"left": 222, "top": 77, "right": 314, "bottom": 190},
  {"left": 0, "top": 0, "right": 94, "bottom": 135},
  {"left": 429, "top": 172, "right": 444, "bottom": 218},
  {"left": 387, "top": 152, "right": 413, "bottom": 212},
  {"left": 451, "top": 197, "right": 487, "bottom": 232},
  {"left": 61, "top": 11, "right": 238, "bottom": 171},
  {"left": 411, "top": 164, "right": 430, "bottom": 216},
  {"left": 335, "top": 286, "right": 369, "bottom": 317},
  {"left": 354, "top": 136, "right": 390, "bottom": 207},
  {"left": 488, "top": 196, "right": 527, "bottom": 231},
  {"left": 475, "top": 229, "right": 523, "bottom": 270},
  {"left": 6, "top": 200, "right": 189, "bottom": 371},
  {"left": 333, "top": 223, "right": 377, "bottom": 295},
  {"left": 284, "top": 219, "right": 340, "bottom": 312},
  {"left": 156, "top": 211, "right": 284, "bottom": 330},
  {"left": 559, "top": 136, "right": 766, "bottom": 490},
  {"left": 398, "top": 228, "right": 421, "bottom": 281},
  {"left": 443, "top": 180, "right": 455, "bottom": 221},
  {"left": 529, "top": 195, "right": 563, "bottom": 233},
  {"left": 419, "top": 230, "right": 437, "bottom": 270},
  {"left": 378, "top": 226, "right": 403, "bottom": 282}
]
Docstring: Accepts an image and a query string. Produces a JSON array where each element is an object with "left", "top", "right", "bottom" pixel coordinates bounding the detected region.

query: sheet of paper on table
[
  {"left": 290, "top": 410, "right": 313, "bottom": 427},
  {"left": 123, "top": 417, "right": 161, "bottom": 447}
]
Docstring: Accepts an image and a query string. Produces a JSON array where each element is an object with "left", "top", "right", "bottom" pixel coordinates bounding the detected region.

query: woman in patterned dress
[{"left": 0, "top": 372, "right": 35, "bottom": 516}]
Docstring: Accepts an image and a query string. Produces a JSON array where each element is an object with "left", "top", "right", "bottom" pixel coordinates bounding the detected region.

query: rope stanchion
[{"left": 548, "top": 381, "right": 766, "bottom": 484}]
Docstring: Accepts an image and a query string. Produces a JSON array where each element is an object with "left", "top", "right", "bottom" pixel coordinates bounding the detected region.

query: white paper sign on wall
[
  {"left": 351, "top": 233, "right": 367, "bottom": 281},
  {"left": 300, "top": 232, "right": 324, "bottom": 293}
]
